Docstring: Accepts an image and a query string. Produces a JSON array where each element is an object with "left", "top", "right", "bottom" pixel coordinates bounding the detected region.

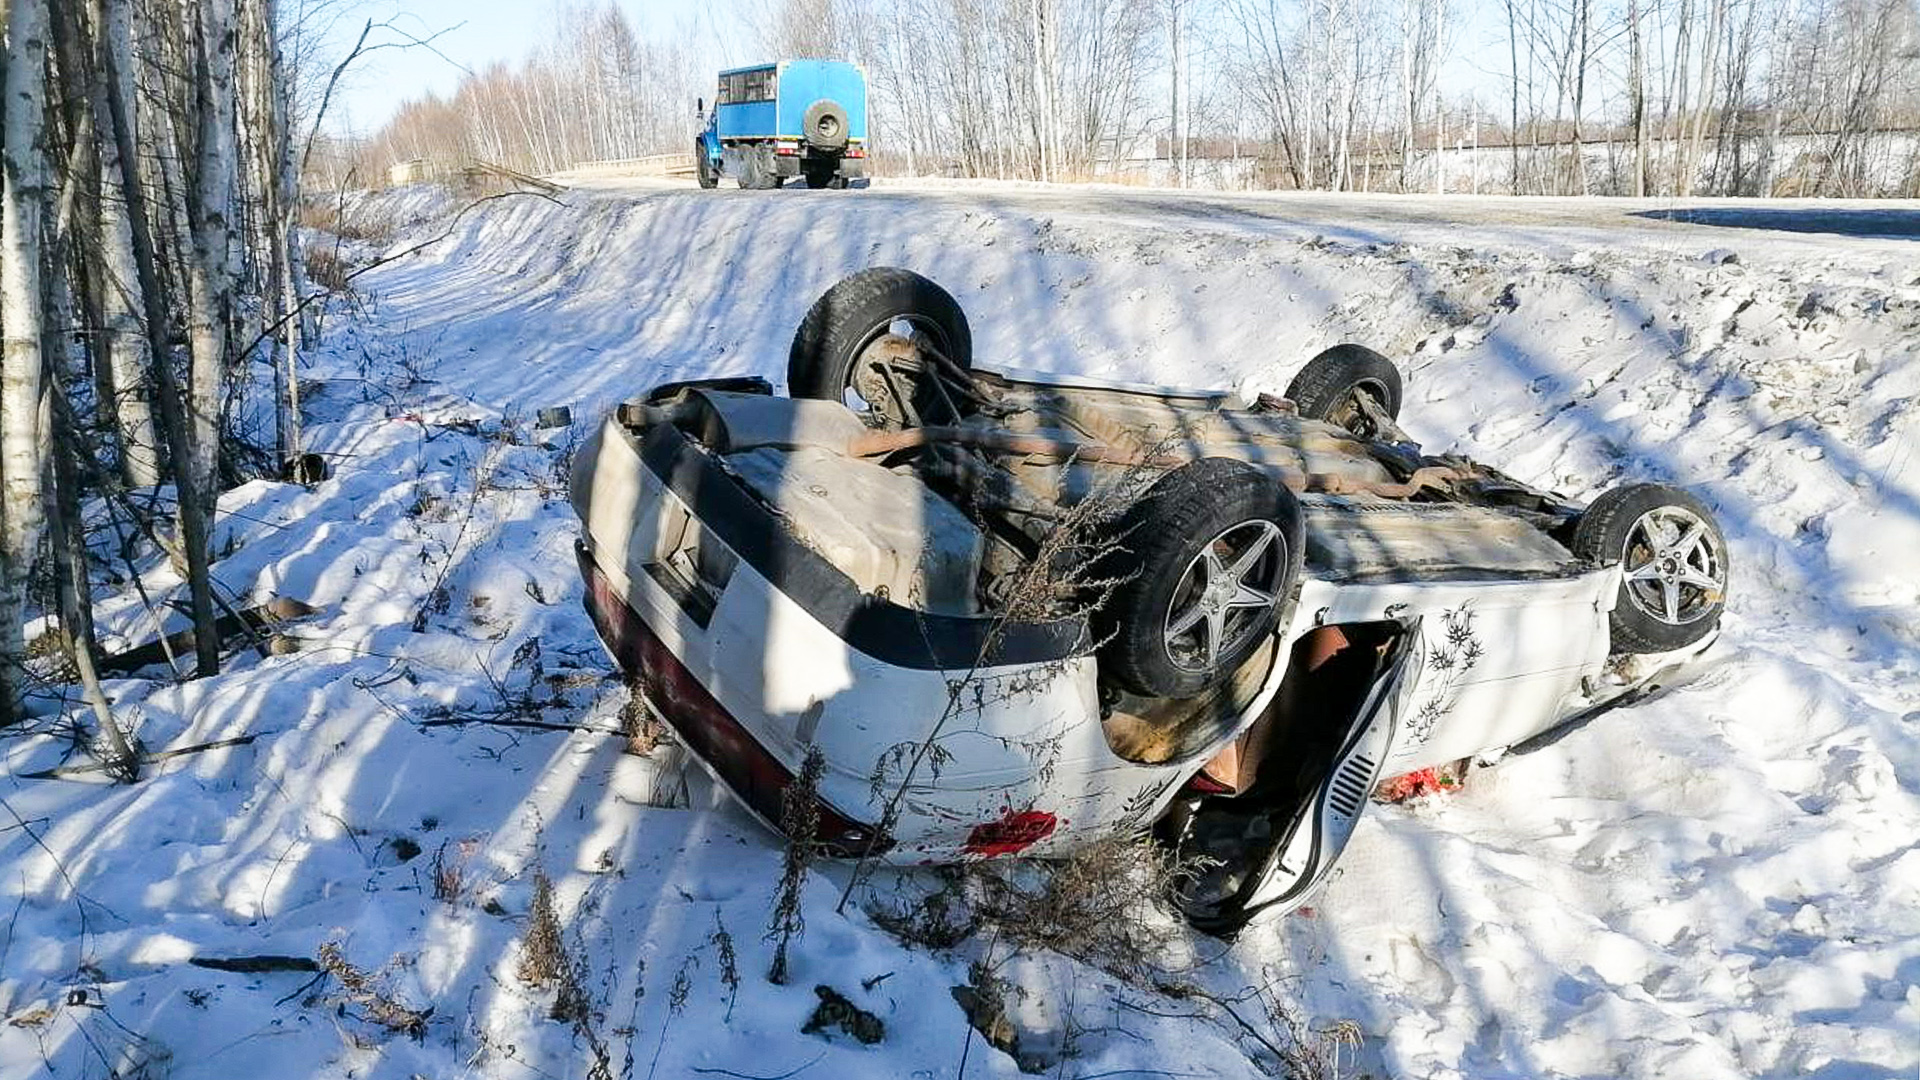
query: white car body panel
[{"left": 572, "top": 349, "right": 1720, "bottom": 927}]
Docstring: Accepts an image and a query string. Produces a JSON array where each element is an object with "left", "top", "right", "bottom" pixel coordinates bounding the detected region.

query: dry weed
[
  {"left": 874, "top": 836, "right": 1188, "bottom": 987},
  {"left": 316, "top": 942, "right": 432, "bottom": 1039},
  {"left": 619, "top": 677, "right": 670, "bottom": 756},
  {"left": 517, "top": 871, "right": 567, "bottom": 987},
  {"left": 766, "top": 745, "right": 825, "bottom": 984},
  {"left": 428, "top": 838, "right": 470, "bottom": 902},
  {"left": 305, "top": 246, "right": 352, "bottom": 292},
  {"left": 298, "top": 199, "right": 397, "bottom": 243}
]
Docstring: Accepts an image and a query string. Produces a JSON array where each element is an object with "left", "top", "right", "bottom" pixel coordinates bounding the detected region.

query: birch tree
[{"left": 0, "top": 0, "right": 53, "bottom": 725}]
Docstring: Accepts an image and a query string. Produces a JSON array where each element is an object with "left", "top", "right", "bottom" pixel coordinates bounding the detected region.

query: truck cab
[{"left": 696, "top": 59, "right": 869, "bottom": 190}]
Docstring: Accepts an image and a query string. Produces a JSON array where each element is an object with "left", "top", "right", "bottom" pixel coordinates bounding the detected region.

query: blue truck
[{"left": 695, "top": 59, "right": 868, "bottom": 190}]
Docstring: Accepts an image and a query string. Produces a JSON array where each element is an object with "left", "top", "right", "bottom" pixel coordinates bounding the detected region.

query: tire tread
[
  {"left": 1097, "top": 458, "right": 1303, "bottom": 698},
  {"left": 1286, "top": 345, "right": 1404, "bottom": 422}
]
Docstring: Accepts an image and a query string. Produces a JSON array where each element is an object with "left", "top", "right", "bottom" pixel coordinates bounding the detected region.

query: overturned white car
[{"left": 570, "top": 268, "right": 1729, "bottom": 930}]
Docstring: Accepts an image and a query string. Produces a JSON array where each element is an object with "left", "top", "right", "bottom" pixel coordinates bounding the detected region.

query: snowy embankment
[{"left": 3, "top": 181, "right": 1918, "bottom": 1080}]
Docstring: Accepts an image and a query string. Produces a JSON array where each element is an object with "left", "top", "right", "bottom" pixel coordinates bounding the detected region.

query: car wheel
[
  {"left": 1286, "top": 344, "right": 1404, "bottom": 437},
  {"left": 787, "top": 268, "right": 973, "bottom": 426},
  {"left": 695, "top": 145, "right": 718, "bottom": 189},
  {"left": 1096, "top": 458, "right": 1304, "bottom": 699},
  {"left": 1571, "top": 483, "right": 1729, "bottom": 654}
]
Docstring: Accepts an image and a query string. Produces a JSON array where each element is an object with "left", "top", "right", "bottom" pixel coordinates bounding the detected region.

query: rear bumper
[
  {"left": 577, "top": 540, "right": 887, "bottom": 857},
  {"left": 769, "top": 151, "right": 866, "bottom": 178},
  {"left": 568, "top": 414, "right": 1172, "bottom": 861}
]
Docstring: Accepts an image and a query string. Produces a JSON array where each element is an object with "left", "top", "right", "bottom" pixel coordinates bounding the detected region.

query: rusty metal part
[
  {"left": 848, "top": 425, "right": 1183, "bottom": 468},
  {"left": 850, "top": 425, "right": 1466, "bottom": 500},
  {"left": 1347, "top": 388, "right": 1416, "bottom": 444},
  {"left": 866, "top": 334, "right": 1012, "bottom": 420},
  {"left": 919, "top": 446, "right": 1060, "bottom": 523},
  {"left": 1059, "top": 395, "right": 1156, "bottom": 457},
  {"left": 1312, "top": 465, "right": 1464, "bottom": 499}
]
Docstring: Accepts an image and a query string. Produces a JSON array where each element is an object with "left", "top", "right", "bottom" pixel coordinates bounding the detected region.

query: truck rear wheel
[{"left": 736, "top": 148, "right": 777, "bottom": 190}]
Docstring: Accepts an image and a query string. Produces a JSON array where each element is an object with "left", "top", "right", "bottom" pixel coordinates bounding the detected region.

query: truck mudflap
[{"left": 1174, "top": 619, "right": 1422, "bottom": 933}]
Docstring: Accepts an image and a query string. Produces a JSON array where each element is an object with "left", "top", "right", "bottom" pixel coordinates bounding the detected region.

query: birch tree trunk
[
  {"left": 1680, "top": 0, "right": 1727, "bottom": 196},
  {"left": 84, "top": 0, "right": 163, "bottom": 486},
  {"left": 174, "top": 0, "right": 241, "bottom": 676},
  {"left": 1, "top": 0, "right": 52, "bottom": 725},
  {"left": 1629, "top": 0, "right": 1649, "bottom": 196},
  {"left": 96, "top": 0, "right": 222, "bottom": 679},
  {"left": 0, "top": 0, "right": 56, "bottom": 725}
]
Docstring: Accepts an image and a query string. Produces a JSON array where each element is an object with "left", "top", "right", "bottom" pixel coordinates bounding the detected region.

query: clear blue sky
[
  {"left": 319, "top": 0, "right": 752, "bottom": 136},
  {"left": 319, "top": 0, "right": 1521, "bottom": 139}
]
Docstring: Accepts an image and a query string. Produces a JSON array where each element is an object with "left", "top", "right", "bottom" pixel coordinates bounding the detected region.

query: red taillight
[
  {"left": 846, "top": 147, "right": 865, "bottom": 158},
  {"left": 964, "top": 810, "right": 1058, "bottom": 857}
]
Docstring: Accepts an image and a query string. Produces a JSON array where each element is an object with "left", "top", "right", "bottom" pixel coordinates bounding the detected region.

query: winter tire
[
  {"left": 802, "top": 99, "right": 850, "bottom": 150},
  {"left": 787, "top": 268, "right": 973, "bottom": 426},
  {"left": 1571, "top": 483, "right": 1729, "bottom": 654},
  {"left": 1286, "top": 344, "right": 1404, "bottom": 437},
  {"left": 1096, "top": 458, "right": 1304, "bottom": 698},
  {"left": 695, "top": 145, "right": 718, "bottom": 189}
]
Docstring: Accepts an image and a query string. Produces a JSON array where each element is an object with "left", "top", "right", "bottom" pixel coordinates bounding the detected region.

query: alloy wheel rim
[
  {"left": 1622, "top": 505, "right": 1726, "bottom": 625},
  {"left": 1163, "top": 520, "right": 1285, "bottom": 672}
]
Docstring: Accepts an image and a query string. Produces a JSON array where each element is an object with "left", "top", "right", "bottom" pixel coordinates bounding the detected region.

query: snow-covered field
[{"left": 4, "top": 179, "right": 1919, "bottom": 1079}]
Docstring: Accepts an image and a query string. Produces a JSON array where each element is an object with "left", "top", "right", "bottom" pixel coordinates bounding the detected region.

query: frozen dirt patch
[{"left": 3, "top": 183, "right": 1918, "bottom": 1079}]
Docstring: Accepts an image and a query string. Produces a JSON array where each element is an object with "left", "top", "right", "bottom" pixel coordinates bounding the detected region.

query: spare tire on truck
[
  {"left": 1095, "top": 458, "right": 1305, "bottom": 699},
  {"left": 802, "top": 99, "right": 850, "bottom": 150},
  {"left": 787, "top": 268, "right": 973, "bottom": 426}
]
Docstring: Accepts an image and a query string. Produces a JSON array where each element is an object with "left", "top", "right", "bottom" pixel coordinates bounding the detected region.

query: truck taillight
[
  {"left": 775, "top": 142, "right": 799, "bottom": 156},
  {"left": 846, "top": 147, "right": 865, "bottom": 158}
]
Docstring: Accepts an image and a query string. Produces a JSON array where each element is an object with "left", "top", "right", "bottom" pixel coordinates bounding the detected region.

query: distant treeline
[{"left": 339, "top": 0, "right": 1920, "bottom": 198}]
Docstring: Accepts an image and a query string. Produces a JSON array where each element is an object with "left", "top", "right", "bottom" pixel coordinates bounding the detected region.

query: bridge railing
[{"left": 562, "top": 153, "right": 695, "bottom": 178}]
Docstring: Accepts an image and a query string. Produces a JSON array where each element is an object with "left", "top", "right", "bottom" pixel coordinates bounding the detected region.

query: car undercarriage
[{"left": 570, "top": 267, "right": 1730, "bottom": 929}]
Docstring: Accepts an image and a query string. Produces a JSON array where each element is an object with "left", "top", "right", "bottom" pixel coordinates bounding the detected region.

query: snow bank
[{"left": 3, "top": 181, "right": 1917, "bottom": 1079}]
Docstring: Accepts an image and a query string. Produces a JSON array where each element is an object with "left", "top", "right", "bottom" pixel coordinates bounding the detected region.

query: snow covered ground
[{"left": 4, "top": 179, "right": 1919, "bottom": 1080}]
